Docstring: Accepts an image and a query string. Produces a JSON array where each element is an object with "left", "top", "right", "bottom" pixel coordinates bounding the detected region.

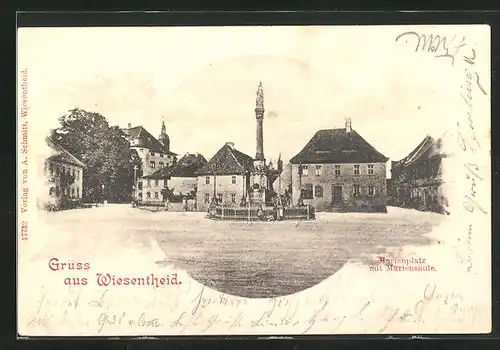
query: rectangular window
[
  {"left": 205, "top": 176, "right": 210, "bottom": 185},
  {"left": 160, "top": 154, "right": 164, "bottom": 158},
  {"left": 146, "top": 192, "right": 151, "bottom": 198},
  {"left": 151, "top": 152, "right": 155, "bottom": 156},
  {"left": 72, "top": 169, "right": 75, "bottom": 177},
  {"left": 71, "top": 188, "right": 75, "bottom": 197},
  {"left": 150, "top": 161, "right": 156, "bottom": 168},
  {"left": 204, "top": 193, "right": 210, "bottom": 203},
  {"left": 159, "top": 162, "right": 164, "bottom": 168},
  {"left": 76, "top": 169, "right": 79, "bottom": 180},
  {"left": 315, "top": 165, "right": 322, "bottom": 176},
  {"left": 138, "top": 192, "right": 143, "bottom": 198},
  {"left": 138, "top": 181, "right": 143, "bottom": 190},
  {"left": 50, "top": 163, "right": 54, "bottom": 175},
  {"left": 155, "top": 179, "right": 159, "bottom": 186},
  {"left": 217, "top": 193, "right": 223, "bottom": 201},
  {"left": 301, "top": 183, "right": 313, "bottom": 199},
  {"left": 147, "top": 179, "right": 151, "bottom": 186},
  {"left": 231, "top": 176, "right": 237, "bottom": 184},
  {"left": 155, "top": 192, "right": 159, "bottom": 198},
  {"left": 76, "top": 188, "right": 80, "bottom": 198},
  {"left": 354, "top": 165, "right": 360, "bottom": 175},
  {"left": 334, "top": 165, "right": 341, "bottom": 175},
  {"left": 353, "top": 184, "right": 360, "bottom": 197},
  {"left": 231, "top": 193, "right": 236, "bottom": 203},
  {"left": 368, "top": 186, "right": 375, "bottom": 196},
  {"left": 368, "top": 164, "right": 374, "bottom": 175},
  {"left": 299, "top": 165, "right": 309, "bottom": 176},
  {"left": 314, "top": 185, "right": 323, "bottom": 198}
]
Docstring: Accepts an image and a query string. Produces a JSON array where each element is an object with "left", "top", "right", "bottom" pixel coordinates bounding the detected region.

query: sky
[{"left": 18, "top": 26, "right": 490, "bottom": 177}]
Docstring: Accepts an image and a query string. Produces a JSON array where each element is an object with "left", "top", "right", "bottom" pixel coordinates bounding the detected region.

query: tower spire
[
  {"left": 161, "top": 118, "right": 166, "bottom": 135},
  {"left": 159, "top": 118, "right": 170, "bottom": 153}
]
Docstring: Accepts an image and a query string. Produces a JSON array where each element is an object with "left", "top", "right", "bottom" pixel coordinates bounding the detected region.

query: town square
[
  {"left": 38, "top": 203, "right": 444, "bottom": 298},
  {"left": 36, "top": 77, "right": 451, "bottom": 298},
  {"left": 17, "top": 24, "right": 491, "bottom": 336}
]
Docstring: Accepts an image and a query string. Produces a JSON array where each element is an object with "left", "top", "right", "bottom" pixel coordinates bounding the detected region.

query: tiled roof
[
  {"left": 289, "top": 128, "right": 388, "bottom": 164},
  {"left": 125, "top": 126, "right": 177, "bottom": 155},
  {"left": 46, "top": 137, "right": 86, "bottom": 168},
  {"left": 170, "top": 153, "right": 208, "bottom": 177},
  {"left": 195, "top": 144, "right": 254, "bottom": 176},
  {"left": 394, "top": 135, "right": 445, "bottom": 168}
]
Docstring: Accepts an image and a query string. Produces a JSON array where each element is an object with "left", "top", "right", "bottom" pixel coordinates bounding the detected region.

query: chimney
[
  {"left": 128, "top": 123, "right": 132, "bottom": 128},
  {"left": 345, "top": 118, "right": 352, "bottom": 133},
  {"left": 225, "top": 142, "right": 234, "bottom": 149}
]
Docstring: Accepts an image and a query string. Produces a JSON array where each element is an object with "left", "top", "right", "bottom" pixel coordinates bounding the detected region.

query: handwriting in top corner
[{"left": 395, "top": 31, "right": 466, "bottom": 65}]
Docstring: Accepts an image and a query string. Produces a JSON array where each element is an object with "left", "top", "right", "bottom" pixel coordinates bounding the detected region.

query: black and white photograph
[{"left": 17, "top": 24, "right": 491, "bottom": 335}]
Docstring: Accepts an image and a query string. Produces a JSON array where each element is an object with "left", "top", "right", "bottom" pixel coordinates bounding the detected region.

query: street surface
[{"left": 36, "top": 204, "right": 444, "bottom": 298}]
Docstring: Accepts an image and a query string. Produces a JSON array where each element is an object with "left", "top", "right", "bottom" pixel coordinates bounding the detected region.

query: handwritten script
[
  {"left": 395, "top": 31, "right": 466, "bottom": 65},
  {"left": 23, "top": 280, "right": 480, "bottom": 335},
  {"left": 396, "top": 29, "right": 489, "bottom": 273}
]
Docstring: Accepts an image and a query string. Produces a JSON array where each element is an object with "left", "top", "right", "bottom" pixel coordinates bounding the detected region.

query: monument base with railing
[{"left": 207, "top": 204, "right": 315, "bottom": 221}]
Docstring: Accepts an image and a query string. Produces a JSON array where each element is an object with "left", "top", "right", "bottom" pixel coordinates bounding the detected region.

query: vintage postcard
[{"left": 17, "top": 24, "right": 491, "bottom": 336}]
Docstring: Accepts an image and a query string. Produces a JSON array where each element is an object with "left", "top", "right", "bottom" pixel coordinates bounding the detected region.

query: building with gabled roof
[
  {"left": 289, "top": 127, "right": 388, "bottom": 165},
  {"left": 43, "top": 136, "right": 86, "bottom": 206},
  {"left": 123, "top": 121, "right": 178, "bottom": 203},
  {"left": 167, "top": 153, "right": 207, "bottom": 198},
  {"left": 289, "top": 118, "right": 389, "bottom": 212},
  {"left": 195, "top": 142, "right": 254, "bottom": 211},
  {"left": 390, "top": 134, "right": 449, "bottom": 213},
  {"left": 197, "top": 142, "right": 254, "bottom": 176}
]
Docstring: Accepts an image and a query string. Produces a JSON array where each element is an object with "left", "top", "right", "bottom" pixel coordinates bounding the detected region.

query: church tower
[{"left": 159, "top": 120, "right": 170, "bottom": 153}]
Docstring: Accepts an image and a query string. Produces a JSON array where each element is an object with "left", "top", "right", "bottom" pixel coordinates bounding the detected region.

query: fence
[
  {"left": 208, "top": 204, "right": 315, "bottom": 221},
  {"left": 133, "top": 199, "right": 198, "bottom": 212}
]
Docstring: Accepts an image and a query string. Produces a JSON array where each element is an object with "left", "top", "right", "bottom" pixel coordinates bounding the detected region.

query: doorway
[{"left": 332, "top": 185, "right": 343, "bottom": 206}]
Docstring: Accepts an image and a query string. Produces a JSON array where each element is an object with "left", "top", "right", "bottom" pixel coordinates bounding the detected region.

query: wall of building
[
  {"left": 168, "top": 176, "right": 197, "bottom": 196},
  {"left": 132, "top": 147, "right": 175, "bottom": 176},
  {"left": 136, "top": 178, "right": 165, "bottom": 203},
  {"left": 291, "top": 162, "right": 387, "bottom": 212},
  {"left": 44, "top": 160, "right": 84, "bottom": 201},
  {"left": 196, "top": 174, "right": 247, "bottom": 211},
  {"left": 390, "top": 155, "right": 447, "bottom": 213}
]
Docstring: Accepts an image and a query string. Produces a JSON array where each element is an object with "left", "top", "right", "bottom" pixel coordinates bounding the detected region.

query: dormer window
[{"left": 151, "top": 152, "right": 156, "bottom": 156}]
